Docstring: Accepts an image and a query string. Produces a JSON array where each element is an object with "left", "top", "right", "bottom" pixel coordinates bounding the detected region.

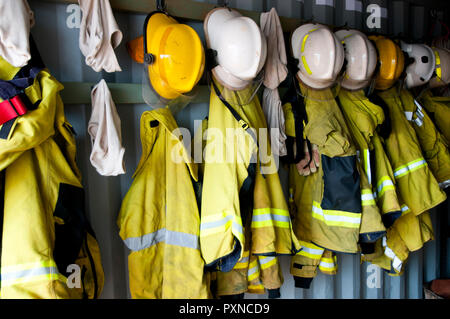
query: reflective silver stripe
[
  {"left": 401, "top": 205, "right": 410, "bottom": 214},
  {"left": 404, "top": 111, "right": 413, "bottom": 121},
  {"left": 319, "top": 261, "right": 335, "bottom": 268},
  {"left": 252, "top": 214, "right": 291, "bottom": 223},
  {"left": 408, "top": 160, "right": 427, "bottom": 171},
  {"left": 200, "top": 215, "right": 233, "bottom": 230},
  {"left": 258, "top": 256, "right": 275, "bottom": 265},
  {"left": 312, "top": 205, "right": 361, "bottom": 225},
  {"left": 248, "top": 265, "right": 259, "bottom": 276},
  {"left": 392, "top": 256, "right": 403, "bottom": 272},
  {"left": 439, "top": 179, "right": 450, "bottom": 189},
  {"left": 123, "top": 228, "right": 199, "bottom": 251},
  {"left": 238, "top": 256, "right": 249, "bottom": 264},
  {"left": 361, "top": 193, "right": 375, "bottom": 201},
  {"left": 301, "top": 245, "right": 324, "bottom": 256},
  {"left": 394, "top": 166, "right": 409, "bottom": 177},
  {"left": 384, "top": 246, "right": 395, "bottom": 259},
  {"left": 414, "top": 117, "right": 423, "bottom": 127},
  {"left": 414, "top": 99, "right": 424, "bottom": 113},
  {"left": 1, "top": 266, "right": 59, "bottom": 282},
  {"left": 233, "top": 221, "right": 244, "bottom": 235},
  {"left": 394, "top": 159, "right": 427, "bottom": 178},
  {"left": 377, "top": 178, "right": 394, "bottom": 194},
  {"left": 365, "top": 149, "right": 372, "bottom": 185}
]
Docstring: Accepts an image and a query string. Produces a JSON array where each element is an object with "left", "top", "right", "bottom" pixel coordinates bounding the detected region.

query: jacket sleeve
[{"left": 290, "top": 245, "right": 337, "bottom": 289}]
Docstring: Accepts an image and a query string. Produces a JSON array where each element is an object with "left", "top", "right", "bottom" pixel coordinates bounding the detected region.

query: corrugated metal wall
[{"left": 28, "top": 0, "right": 450, "bottom": 299}]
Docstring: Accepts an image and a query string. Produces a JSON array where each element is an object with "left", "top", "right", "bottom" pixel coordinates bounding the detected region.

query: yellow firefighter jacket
[
  {"left": 0, "top": 54, "right": 104, "bottom": 299},
  {"left": 194, "top": 118, "right": 284, "bottom": 298},
  {"left": 419, "top": 91, "right": 450, "bottom": 143},
  {"left": 377, "top": 87, "right": 446, "bottom": 216},
  {"left": 117, "top": 108, "right": 209, "bottom": 299},
  {"left": 199, "top": 80, "right": 300, "bottom": 275},
  {"left": 399, "top": 89, "right": 450, "bottom": 189}
]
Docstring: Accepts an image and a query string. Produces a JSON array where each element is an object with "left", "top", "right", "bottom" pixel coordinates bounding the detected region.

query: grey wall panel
[
  {"left": 410, "top": 6, "right": 426, "bottom": 41},
  {"left": 310, "top": 0, "right": 336, "bottom": 24},
  {"left": 264, "top": 0, "right": 304, "bottom": 19},
  {"left": 390, "top": 1, "right": 410, "bottom": 37},
  {"left": 335, "top": 0, "right": 363, "bottom": 29},
  {"left": 26, "top": 0, "right": 447, "bottom": 299},
  {"left": 229, "top": 0, "right": 264, "bottom": 11}
]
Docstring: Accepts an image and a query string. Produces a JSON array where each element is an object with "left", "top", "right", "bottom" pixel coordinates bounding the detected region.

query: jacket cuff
[
  {"left": 294, "top": 276, "right": 314, "bottom": 289},
  {"left": 267, "top": 288, "right": 281, "bottom": 299},
  {"left": 360, "top": 242, "right": 375, "bottom": 254}
]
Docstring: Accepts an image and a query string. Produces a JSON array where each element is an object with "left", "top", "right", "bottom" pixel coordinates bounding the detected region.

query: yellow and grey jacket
[
  {"left": 419, "top": 90, "right": 450, "bottom": 143},
  {"left": 400, "top": 89, "right": 450, "bottom": 189},
  {"left": 364, "top": 209, "right": 434, "bottom": 275},
  {"left": 282, "top": 84, "right": 360, "bottom": 288},
  {"left": 214, "top": 247, "right": 284, "bottom": 298},
  {"left": 297, "top": 84, "right": 362, "bottom": 254},
  {"left": 377, "top": 87, "right": 446, "bottom": 216},
  {"left": 287, "top": 161, "right": 337, "bottom": 289},
  {"left": 358, "top": 88, "right": 441, "bottom": 275},
  {"left": 337, "top": 89, "right": 387, "bottom": 250},
  {"left": 117, "top": 108, "right": 209, "bottom": 299},
  {"left": 0, "top": 53, "right": 104, "bottom": 299},
  {"left": 200, "top": 80, "right": 300, "bottom": 277},
  {"left": 195, "top": 118, "right": 284, "bottom": 299}
]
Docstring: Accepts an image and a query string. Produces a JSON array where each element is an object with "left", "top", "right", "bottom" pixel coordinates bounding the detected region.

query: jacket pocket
[
  {"left": 321, "top": 155, "right": 361, "bottom": 213},
  {"left": 53, "top": 183, "right": 87, "bottom": 276}
]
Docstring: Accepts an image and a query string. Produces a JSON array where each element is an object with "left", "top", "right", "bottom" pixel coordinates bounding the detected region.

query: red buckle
[{"left": 0, "top": 95, "right": 28, "bottom": 125}]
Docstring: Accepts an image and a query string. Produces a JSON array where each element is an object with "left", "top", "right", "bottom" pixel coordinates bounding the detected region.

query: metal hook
[
  {"left": 430, "top": 9, "right": 438, "bottom": 19},
  {"left": 219, "top": 0, "right": 232, "bottom": 11},
  {"left": 156, "top": 0, "right": 166, "bottom": 12}
]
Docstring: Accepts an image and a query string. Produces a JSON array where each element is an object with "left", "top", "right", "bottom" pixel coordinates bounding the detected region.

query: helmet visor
[{"left": 142, "top": 60, "right": 198, "bottom": 111}]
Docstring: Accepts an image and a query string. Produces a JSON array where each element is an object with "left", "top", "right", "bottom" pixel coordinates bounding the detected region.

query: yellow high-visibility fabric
[
  {"left": 357, "top": 161, "right": 386, "bottom": 242},
  {"left": 215, "top": 253, "right": 283, "bottom": 297},
  {"left": 367, "top": 209, "right": 434, "bottom": 275},
  {"left": 399, "top": 89, "right": 450, "bottom": 187},
  {"left": 337, "top": 90, "right": 386, "bottom": 243},
  {"left": 290, "top": 242, "right": 337, "bottom": 288},
  {"left": 377, "top": 88, "right": 446, "bottom": 216},
  {"left": 0, "top": 56, "right": 104, "bottom": 299},
  {"left": 200, "top": 81, "right": 300, "bottom": 272},
  {"left": 283, "top": 88, "right": 361, "bottom": 289},
  {"left": 295, "top": 86, "right": 361, "bottom": 254},
  {"left": 117, "top": 108, "right": 209, "bottom": 299},
  {"left": 193, "top": 118, "right": 284, "bottom": 299},
  {"left": 371, "top": 134, "right": 402, "bottom": 220},
  {"left": 419, "top": 91, "right": 450, "bottom": 143}
]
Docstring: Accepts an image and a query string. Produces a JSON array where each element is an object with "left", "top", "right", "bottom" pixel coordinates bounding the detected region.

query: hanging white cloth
[
  {"left": 0, "top": 0, "right": 34, "bottom": 67},
  {"left": 260, "top": 7, "right": 288, "bottom": 156},
  {"left": 78, "top": 0, "right": 122, "bottom": 73},
  {"left": 262, "top": 87, "right": 287, "bottom": 156},
  {"left": 88, "top": 79, "right": 125, "bottom": 176}
]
